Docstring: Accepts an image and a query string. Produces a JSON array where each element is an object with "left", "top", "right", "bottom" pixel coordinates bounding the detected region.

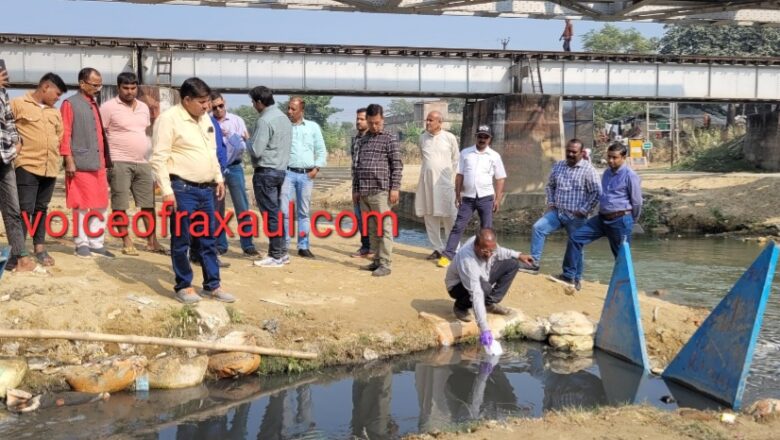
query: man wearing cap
[{"left": 437, "top": 125, "right": 506, "bottom": 268}]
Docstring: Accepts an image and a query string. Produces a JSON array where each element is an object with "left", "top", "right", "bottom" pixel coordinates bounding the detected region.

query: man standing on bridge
[
  {"left": 60, "top": 67, "right": 114, "bottom": 259},
  {"left": 281, "top": 96, "right": 327, "bottom": 260},
  {"left": 527, "top": 138, "right": 600, "bottom": 274},
  {"left": 415, "top": 110, "right": 459, "bottom": 262},
  {"left": 249, "top": 86, "right": 292, "bottom": 268},
  {"left": 551, "top": 142, "right": 643, "bottom": 291},
  {"left": 353, "top": 104, "right": 403, "bottom": 277},
  {"left": 560, "top": 19, "right": 574, "bottom": 52}
]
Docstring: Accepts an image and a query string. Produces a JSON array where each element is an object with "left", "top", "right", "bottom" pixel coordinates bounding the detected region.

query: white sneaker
[
  {"left": 253, "top": 256, "right": 284, "bottom": 268},
  {"left": 280, "top": 254, "right": 291, "bottom": 265}
]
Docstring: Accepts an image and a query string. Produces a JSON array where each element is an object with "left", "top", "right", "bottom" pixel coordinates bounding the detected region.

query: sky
[{"left": 5, "top": 0, "right": 665, "bottom": 121}]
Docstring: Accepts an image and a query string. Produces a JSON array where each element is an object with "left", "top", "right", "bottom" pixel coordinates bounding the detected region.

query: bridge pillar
[
  {"left": 461, "top": 95, "right": 563, "bottom": 208},
  {"left": 744, "top": 109, "right": 780, "bottom": 171}
]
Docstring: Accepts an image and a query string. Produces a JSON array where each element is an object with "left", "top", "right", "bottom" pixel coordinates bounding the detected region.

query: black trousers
[
  {"left": 448, "top": 258, "right": 520, "bottom": 310},
  {"left": 15, "top": 166, "right": 56, "bottom": 246}
]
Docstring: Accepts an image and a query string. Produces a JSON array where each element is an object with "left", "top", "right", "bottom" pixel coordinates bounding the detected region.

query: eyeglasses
[
  {"left": 477, "top": 134, "right": 490, "bottom": 139},
  {"left": 83, "top": 81, "right": 103, "bottom": 90},
  {"left": 213, "top": 103, "right": 225, "bottom": 110}
]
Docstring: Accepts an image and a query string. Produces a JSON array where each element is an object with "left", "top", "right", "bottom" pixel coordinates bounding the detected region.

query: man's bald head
[
  {"left": 476, "top": 228, "right": 497, "bottom": 246},
  {"left": 425, "top": 110, "right": 443, "bottom": 134}
]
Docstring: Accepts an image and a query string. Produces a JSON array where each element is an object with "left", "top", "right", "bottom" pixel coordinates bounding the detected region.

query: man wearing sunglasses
[
  {"left": 438, "top": 125, "right": 506, "bottom": 268},
  {"left": 209, "top": 92, "right": 258, "bottom": 257},
  {"left": 60, "top": 67, "right": 114, "bottom": 259}
]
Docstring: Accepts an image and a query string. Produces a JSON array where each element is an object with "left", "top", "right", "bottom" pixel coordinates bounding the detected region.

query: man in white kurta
[{"left": 415, "top": 111, "right": 459, "bottom": 260}]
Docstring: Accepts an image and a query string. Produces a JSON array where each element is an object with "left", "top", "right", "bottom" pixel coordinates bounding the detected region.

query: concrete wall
[
  {"left": 461, "top": 94, "right": 564, "bottom": 195},
  {"left": 744, "top": 111, "right": 780, "bottom": 171}
]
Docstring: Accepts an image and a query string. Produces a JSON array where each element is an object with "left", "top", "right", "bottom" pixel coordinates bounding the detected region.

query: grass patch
[
  {"left": 167, "top": 305, "right": 199, "bottom": 339},
  {"left": 226, "top": 305, "right": 243, "bottom": 324},
  {"left": 676, "top": 134, "right": 756, "bottom": 172}
]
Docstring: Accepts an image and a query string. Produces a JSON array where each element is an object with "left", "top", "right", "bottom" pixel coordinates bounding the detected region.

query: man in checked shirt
[
  {"left": 528, "top": 139, "right": 600, "bottom": 275},
  {"left": 352, "top": 104, "right": 403, "bottom": 277}
]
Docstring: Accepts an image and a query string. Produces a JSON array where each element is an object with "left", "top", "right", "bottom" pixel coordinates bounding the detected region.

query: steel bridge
[{"left": 2, "top": 33, "right": 780, "bottom": 102}]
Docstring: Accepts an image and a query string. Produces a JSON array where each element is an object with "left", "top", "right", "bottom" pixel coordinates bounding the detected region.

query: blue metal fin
[
  {"left": 662, "top": 241, "right": 779, "bottom": 409},
  {"left": 594, "top": 241, "right": 650, "bottom": 370}
]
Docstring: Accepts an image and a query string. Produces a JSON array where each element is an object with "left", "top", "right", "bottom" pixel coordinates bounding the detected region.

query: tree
[
  {"left": 387, "top": 98, "right": 415, "bottom": 117},
  {"left": 231, "top": 105, "right": 260, "bottom": 135},
  {"left": 659, "top": 24, "right": 780, "bottom": 57},
  {"left": 594, "top": 101, "right": 645, "bottom": 128},
  {"left": 446, "top": 98, "right": 465, "bottom": 114},
  {"left": 582, "top": 24, "right": 659, "bottom": 54},
  {"left": 277, "top": 95, "right": 342, "bottom": 127}
]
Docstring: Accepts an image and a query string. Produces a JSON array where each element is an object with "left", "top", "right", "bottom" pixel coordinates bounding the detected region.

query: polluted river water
[{"left": 1, "top": 229, "right": 779, "bottom": 439}]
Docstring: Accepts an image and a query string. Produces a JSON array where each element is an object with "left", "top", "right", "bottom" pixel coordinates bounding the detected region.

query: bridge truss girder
[{"left": 81, "top": 1, "right": 780, "bottom": 25}]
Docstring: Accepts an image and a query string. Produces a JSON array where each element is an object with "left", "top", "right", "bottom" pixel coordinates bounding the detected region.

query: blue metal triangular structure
[
  {"left": 662, "top": 241, "right": 779, "bottom": 410},
  {"left": 0, "top": 247, "right": 10, "bottom": 282},
  {"left": 594, "top": 241, "right": 650, "bottom": 370}
]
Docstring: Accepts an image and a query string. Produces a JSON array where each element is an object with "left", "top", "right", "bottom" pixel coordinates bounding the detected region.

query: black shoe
[
  {"left": 426, "top": 250, "right": 442, "bottom": 261},
  {"left": 519, "top": 262, "right": 540, "bottom": 275},
  {"left": 243, "top": 248, "right": 261, "bottom": 257},
  {"left": 298, "top": 249, "right": 315, "bottom": 259},
  {"left": 190, "top": 258, "right": 201, "bottom": 266},
  {"left": 90, "top": 247, "right": 116, "bottom": 259},
  {"left": 360, "top": 262, "right": 380, "bottom": 271},
  {"left": 217, "top": 248, "right": 228, "bottom": 256},
  {"left": 574, "top": 279, "right": 582, "bottom": 291},
  {"left": 453, "top": 305, "right": 472, "bottom": 322},
  {"left": 547, "top": 273, "right": 575, "bottom": 287},
  {"left": 371, "top": 265, "right": 391, "bottom": 277},
  {"left": 486, "top": 303, "right": 512, "bottom": 315}
]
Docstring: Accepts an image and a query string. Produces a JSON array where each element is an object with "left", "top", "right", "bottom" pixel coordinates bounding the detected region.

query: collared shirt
[
  {"left": 457, "top": 145, "right": 506, "bottom": 198},
  {"left": 210, "top": 115, "right": 227, "bottom": 172},
  {"left": 0, "top": 88, "right": 21, "bottom": 164},
  {"left": 216, "top": 112, "right": 248, "bottom": 165},
  {"left": 100, "top": 97, "right": 151, "bottom": 164},
  {"left": 600, "top": 164, "right": 643, "bottom": 219},
  {"left": 545, "top": 159, "right": 601, "bottom": 215},
  {"left": 249, "top": 105, "right": 291, "bottom": 170},
  {"left": 151, "top": 104, "right": 223, "bottom": 197},
  {"left": 350, "top": 131, "right": 365, "bottom": 162},
  {"left": 289, "top": 118, "right": 327, "bottom": 169},
  {"left": 445, "top": 236, "right": 520, "bottom": 333},
  {"left": 11, "top": 92, "right": 63, "bottom": 176},
  {"left": 352, "top": 130, "right": 403, "bottom": 196}
]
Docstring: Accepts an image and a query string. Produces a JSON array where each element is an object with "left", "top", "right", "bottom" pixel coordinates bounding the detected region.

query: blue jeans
[
  {"left": 170, "top": 179, "right": 220, "bottom": 292},
  {"left": 530, "top": 209, "right": 587, "bottom": 264},
  {"left": 562, "top": 214, "right": 634, "bottom": 281},
  {"left": 253, "top": 168, "right": 286, "bottom": 259},
  {"left": 280, "top": 170, "right": 314, "bottom": 251},
  {"left": 223, "top": 163, "right": 256, "bottom": 252},
  {"left": 354, "top": 202, "right": 370, "bottom": 251},
  {"left": 442, "top": 195, "right": 494, "bottom": 259}
]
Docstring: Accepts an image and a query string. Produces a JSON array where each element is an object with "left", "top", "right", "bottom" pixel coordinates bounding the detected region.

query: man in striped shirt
[{"left": 528, "top": 139, "right": 600, "bottom": 274}]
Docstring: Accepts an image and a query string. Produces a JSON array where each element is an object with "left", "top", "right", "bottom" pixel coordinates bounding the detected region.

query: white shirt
[{"left": 457, "top": 145, "right": 507, "bottom": 198}]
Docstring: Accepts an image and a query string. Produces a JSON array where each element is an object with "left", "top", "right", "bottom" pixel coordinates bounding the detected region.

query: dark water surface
[{"left": 0, "top": 342, "right": 725, "bottom": 440}]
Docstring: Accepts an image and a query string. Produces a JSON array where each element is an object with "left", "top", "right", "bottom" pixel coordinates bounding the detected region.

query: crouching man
[{"left": 444, "top": 228, "right": 535, "bottom": 348}]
